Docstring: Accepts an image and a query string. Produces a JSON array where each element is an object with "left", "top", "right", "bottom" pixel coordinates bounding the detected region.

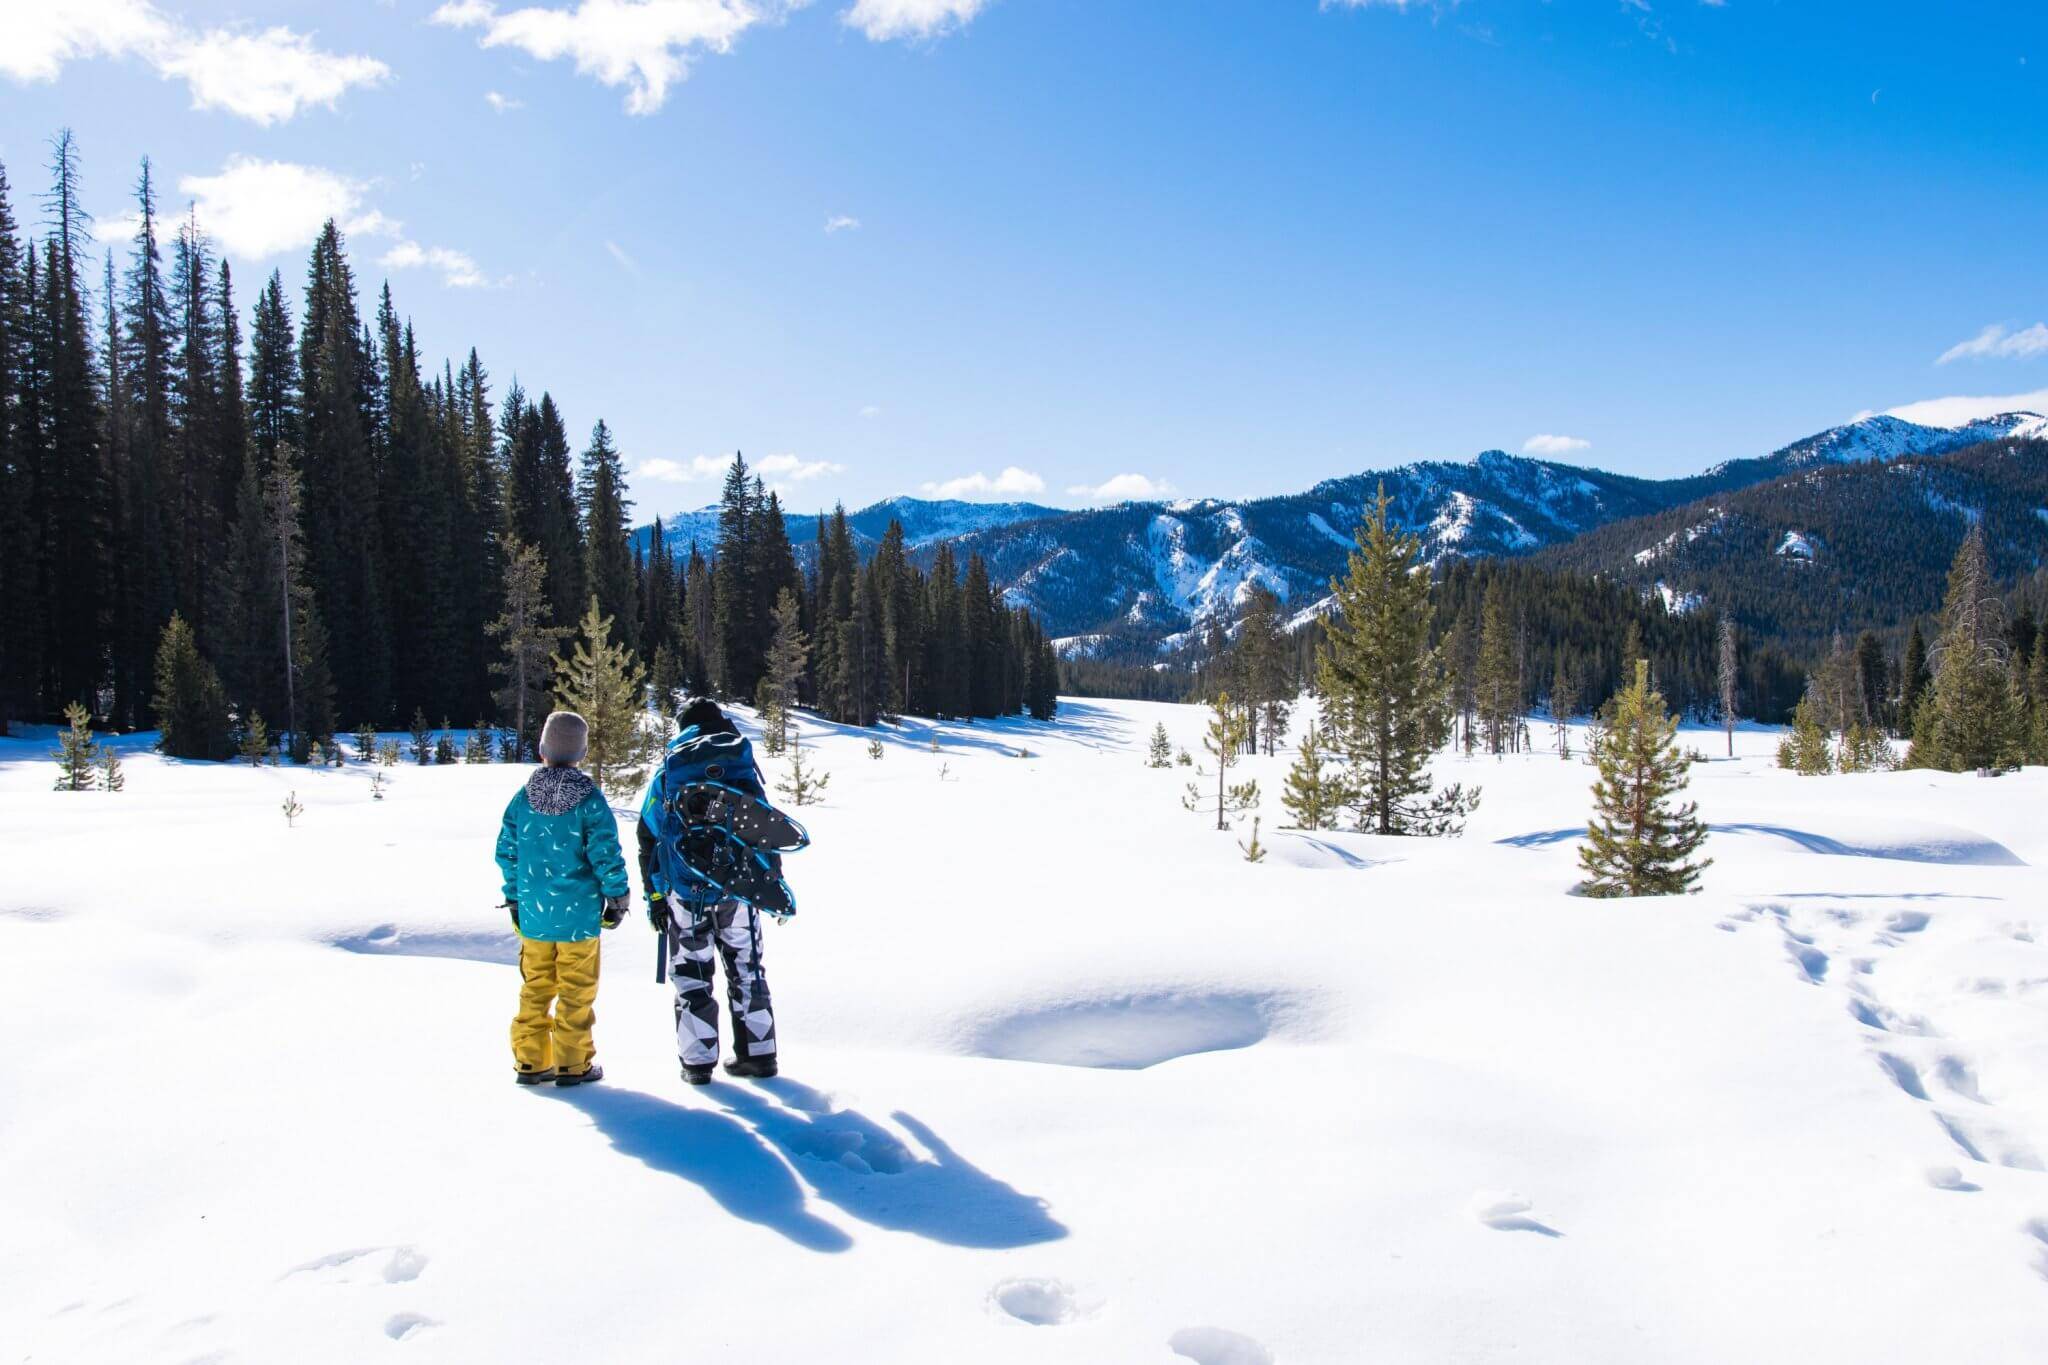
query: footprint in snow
[
  {"left": 1167, "top": 1325, "right": 1276, "bottom": 1365},
  {"left": 282, "top": 1244, "right": 428, "bottom": 1285},
  {"left": 1469, "top": 1191, "right": 1562, "bottom": 1237},
  {"left": 989, "top": 1277, "right": 1096, "bottom": 1326},
  {"left": 1924, "top": 1165, "right": 1980, "bottom": 1193},
  {"left": 384, "top": 1312, "right": 436, "bottom": 1342}
]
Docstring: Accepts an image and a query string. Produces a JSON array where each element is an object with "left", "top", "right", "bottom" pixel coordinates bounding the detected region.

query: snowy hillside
[
  {"left": 7, "top": 702, "right": 2048, "bottom": 1363},
  {"left": 1702, "top": 410, "right": 2048, "bottom": 488},
  {"left": 635, "top": 496, "right": 1062, "bottom": 560}
]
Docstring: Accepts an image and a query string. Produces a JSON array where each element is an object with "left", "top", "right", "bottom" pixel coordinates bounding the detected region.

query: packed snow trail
[{"left": 4, "top": 703, "right": 2047, "bottom": 1363}]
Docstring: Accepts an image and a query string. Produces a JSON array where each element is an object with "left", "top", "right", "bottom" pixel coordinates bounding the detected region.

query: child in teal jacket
[{"left": 496, "top": 711, "right": 630, "bottom": 1086}]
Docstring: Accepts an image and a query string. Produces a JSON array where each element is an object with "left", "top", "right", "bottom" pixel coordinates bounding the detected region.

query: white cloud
[
  {"left": 168, "top": 156, "right": 397, "bottom": 259},
  {"left": 604, "top": 239, "right": 639, "bottom": 273},
  {"left": 920, "top": 466, "right": 1045, "bottom": 500},
  {"left": 0, "top": 0, "right": 388, "bottom": 125},
  {"left": 841, "top": 0, "right": 986, "bottom": 42},
  {"left": 824, "top": 214, "right": 861, "bottom": 233},
  {"left": 755, "top": 453, "right": 844, "bottom": 482},
  {"left": 432, "top": 0, "right": 776, "bottom": 115},
  {"left": 1318, "top": 0, "right": 1433, "bottom": 11},
  {"left": 485, "top": 89, "right": 524, "bottom": 112},
  {"left": 636, "top": 454, "right": 733, "bottom": 483},
  {"left": 858, "top": 404, "right": 882, "bottom": 418},
  {"left": 1936, "top": 322, "right": 2048, "bottom": 365},
  {"left": 381, "top": 241, "right": 494, "bottom": 289},
  {"left": 1522, "top": 433, "right": 1591, "bottom": 456},
  {"left": 1880, "top": 389, "right": 2048, "bottom": 428},
  {"left": 1066, "top": 473, "right": 1171, "bottom": 502}
]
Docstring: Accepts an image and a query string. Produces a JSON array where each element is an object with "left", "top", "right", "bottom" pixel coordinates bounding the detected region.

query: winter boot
[
  {"left": 723, "top": 1055, "right": 778, "bottom": 1080},
  {"left": 682, "top": 1063, "right": 714, "bottom": 1086},
  {"left": 555, "top": 1063, "right": 604, "bottom": 1088},
  {"left": 515, "top": 1067, "right": 558, "bottom": 1086}
]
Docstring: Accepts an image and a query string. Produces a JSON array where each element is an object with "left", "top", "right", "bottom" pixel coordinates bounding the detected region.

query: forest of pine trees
[{"left": 0, "top": 135, "right": 1057, "bottom": 751}]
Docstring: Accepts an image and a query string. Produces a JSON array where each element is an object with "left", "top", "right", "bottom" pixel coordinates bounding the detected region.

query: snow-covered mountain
[{"left": 634, "top": 411, "right": 2048, "bottom": 656}]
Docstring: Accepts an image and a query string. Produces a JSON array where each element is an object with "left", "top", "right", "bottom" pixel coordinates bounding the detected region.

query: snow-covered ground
[{"left": 5, "top": 700, "right": 2047, "bottom": 1363}]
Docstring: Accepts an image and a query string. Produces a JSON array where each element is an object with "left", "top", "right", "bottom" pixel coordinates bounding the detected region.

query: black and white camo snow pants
[{"left": 666, "top": 900, "right": 777, "bottom": 1067}]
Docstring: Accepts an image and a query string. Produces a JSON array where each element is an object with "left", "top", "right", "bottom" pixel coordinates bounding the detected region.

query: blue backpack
[{"left": 644, "top": 727, "right": 803, "bottom": 912}]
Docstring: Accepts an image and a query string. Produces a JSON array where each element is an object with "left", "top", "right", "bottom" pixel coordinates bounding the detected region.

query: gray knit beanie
[{"left": 538, "top": 710, "right": 589, "bottom": 765}]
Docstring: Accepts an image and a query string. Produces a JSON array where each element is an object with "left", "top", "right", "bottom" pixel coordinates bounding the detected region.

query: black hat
[{"left": 678, "top": 699, "right": 736, "bottom": 735}]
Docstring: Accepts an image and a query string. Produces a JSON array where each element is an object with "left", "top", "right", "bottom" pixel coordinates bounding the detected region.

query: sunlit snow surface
[{"left": 6, "top": 702, "right": 2048, "bottom": 1363}]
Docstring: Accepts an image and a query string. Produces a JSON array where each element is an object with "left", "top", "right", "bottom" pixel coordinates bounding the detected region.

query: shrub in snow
[
  {"left": 866, "top": 739, "right": 884, "bottom": 760},
  {"left": 1777, "top": 696, "right": 1833, "bottom": 775},
  {"left": 776, "top": 733, "right": 831, "bottom": 806},
  {"left": 97, "top": 747, "right": 124, "bottom": 792},
  {"left": 1238, "top": 815, "right": 1267, "bottom": 863},
  {"left": 354, "top": 723, "right": 377, "bottom": 763},
  {"left": 1147, "top": 723, "right": 1173, "bottom": 768},
  {"left": 281, "top": 791, "right": 303, "bottom": 828},
  {"left": 1578, "top": 660, "right": 1710, "bottom": 898},
  {"left": 1281, "top": 722, "right": 1344, "bottom": 831},
  {"left": 1182, "top": 692, "right": 1259, "bottom": 831},
  {"left": 239, "top": 713, "right": 271, "bottom": 766}
]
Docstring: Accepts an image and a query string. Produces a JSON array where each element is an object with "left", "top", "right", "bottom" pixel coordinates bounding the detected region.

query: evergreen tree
[
  {"left": 577, "top": 419, "right": 637, "bottom": 654},
  {"left": 775, "top": 729, "right": 832, "bottom": 806},
  {"left": 1551, "top": 655, "right": 1579, "bottom": 760},
  {"left": 98, "top": 744, "right": 125, "bottom": 792},
  {"left": 1182, "top": 691, "right": 1260, "bottom": 831},
  {"left": 1474, "top": 583, "right": 1518, "bottom": 754},
  {"left": 1578, "top": 660, "right": 1710, "bottom": 897},
  {"left": 0, "top": 157, "right": 33, "bottom": 730},
  {"left": 1280, "top": 720, "right": 1343, "bottom": 830},
  {"left": 410, "top": 708, "right": 433, "bottom": 765},
  {"left": 1147, "top": 722, "right": 1173, "bottom": 768},
  {"left": 711, "top": 454, "right": 759, "bottom": 697},
  {"left": 1908, "top": 526, "right": 2025, "bottom": 772},
  {"left": 552, "top": 597, "right": 653, "bottom": 797},
  {"left": 1444, "top": 611, "right": 1477, "bottom": 753},
  {"left": 51, "top": 702, "right": 99, "bottom": 790},
  {"left": 761, "top": 587, "right": 809, "bottom": 754},
  {"left": 152, "top": 612, "right": 232, "bottom": 760},
  {"left": 1316, "top": 486, "right": 1451, "bottom": 835},
  {"left": 1899, "top": 621, "right": 1930, "bottom": 732},
  {"left": 246, "top": 269, "right": 299, "bottom": 469},
  {"left": 1717, "top": 616, "right": 1738, "bottom": 758},
  {"left": 488, "top": 537, "right": 570, "bottom": 761},
  {"left": 1777, "top": 693, "right": 1835, "bottom": 775}
]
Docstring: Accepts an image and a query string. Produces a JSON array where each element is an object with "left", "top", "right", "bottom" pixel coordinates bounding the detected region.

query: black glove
[
  {"left": 505, "top": 900, "right": 519, "bottom": 931},
  {"left": 602, "top": 893, "right": 629, "bottom": 930},
  {"left": 645, "top": 892, "right": 668, "bottom": 933}
]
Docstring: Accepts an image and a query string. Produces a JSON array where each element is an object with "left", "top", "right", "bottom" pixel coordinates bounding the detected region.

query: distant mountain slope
[
  {"left": 1535, "top": 435, "right": 2048, "bottom": 646},
  {"left": 631, "top": 411, "right": 2048, "bottom": 657}
]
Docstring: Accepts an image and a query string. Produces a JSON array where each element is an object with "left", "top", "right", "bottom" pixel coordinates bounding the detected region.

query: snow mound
[
  {"left": 331, "top": 922, "right": 520, "bottom": 964},
  {"left": 1261, "top": 829, "right": 1396, "bottom": 870},
  {"left": 989, "top": 1277, "right": 1097, "bottom": 1326},
  {"left": 959, "top": 986, "right": 1315, "bottom": 1069},
  {"left": 1712, "top": 816, "right": 2023, "bottom": 866},
  {"left": 1168, "top": 1326, "right": 1276, "bottom": 1365}
]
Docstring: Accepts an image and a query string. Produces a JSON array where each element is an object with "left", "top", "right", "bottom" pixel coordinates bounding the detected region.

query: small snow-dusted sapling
[
  {"left": 775, "top": 732, "right": 831, "bottom": 806},
  {"left": 1238, "top": 815, "right": 1267, "bottom": 863},
  {"left": 1578, "top": 660, "right": 1709, "bottom": 898},
  {"left": 371, "top": 770, "right": 389, "bottom": 801},
  {"left": 51, "top": 703, "right": 99, "bottom": 791},
  {"left": 435, "top": 721, "right": 457, "bottom": 765},
  {"left": 466, "top": 719, "right": 495, "bottom": 763},
  {"left": 410, "top": 708, "right": 433, "bottom": 765},
  {"left": 98, "top": 747, "right": 124, "bottom": 792},
  {"left": 1182, "top": 691, "right": 1259, "bottom": 831},
  {"left": 1147, "top": 722, "right": 1173, "bottom": 768},
  {"left": 1281, "top": 721, "right": 1342, "bottom": 830},
  {"left": 281, "top": 791, "right": 303, "bottom": 827},
  {"left": 867, "top": 738, "right": 884, "bottom": 760},
  {"left": 378, "top": 739, "right": 401, "bottom": 767},
  {"left": 551, "top": 598, "right": 656, "bottom": 797},
  {"left": 354, "top": 722, "right": 377, "bottom": 762},
  {"left": 1778, "top": 694, "right": 1832, "bottom": 775},
  {"left": 240, "top": 712, "right": 270, "bottom": 766}
]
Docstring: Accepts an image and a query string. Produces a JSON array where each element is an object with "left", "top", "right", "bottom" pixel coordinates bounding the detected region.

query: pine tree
[
  {"left": 1899, "top": 621, "right": 1930, "bottom": 733},
  {"left": 410, "top": 707, "right": 433, "bottom": 765},
  {"left": 1777, "top": 693, "right": 1834, "bottom": 774},
  {"left": 98, "top": 745, "right": 124, "bottom": 792},
  {"left": 1238, "top": 815, "right": 1267, "bottom": 864},
  {"left": 1474, "top": 583, "right": 1517, "bottom": 755},
  {"left": 1147, "top": 722, "right": 1173, "bottom": 768},
  {"left": 577, "top": 419, "right": 637, "bottom": 655},
  {"left": 466, "top": 718, "right": 495, "bottom": 763},
  {"left": 761, "top": 587, "right": 808, "bottom": 754},
  {"left": 1578, "top": 660, "right": 1710, "bottom": 897},
  {"left": 1907, "top": 526, "right": 2025, "bottom": 772},
  {"left": 1182, "top": 691, "right": 1260, "bottom": 831},
  {"left": 51, "top": 702, "right": 99, "bottom": 790},
  {"left": 1280, "top": 720, "right": 1343, "bottom": 830},
  {"left": 1316, "top": 485, "right": 1452, "bottom": 835},
  {"left": 1550, "top": 656, "right": 1579, "bottom": 760},
  {"left": 775, "top": 729, "right": 832, "bottom": 806},
  {"left": 240, "top": 711, "right": 270, "bottom": 765},
  {"left": 0, "top": 156, "right": 35, "bottom": 732},
  {"left": 1717, "top": 616, "right": 1738, "bottom": 758},
  {"left": 488, "top": 537, "right": 570, "bottom": 761},
  {"left": 552, "top": 597, "right": 654, "bottom": 797},
  {"left": 152, "top": 612, "right": 232, "bottom": 760}
]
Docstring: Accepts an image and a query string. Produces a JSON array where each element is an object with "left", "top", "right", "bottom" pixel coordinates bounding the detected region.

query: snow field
[{"left": 4, "top": 700, "right": 2048, "bottom": 1362}]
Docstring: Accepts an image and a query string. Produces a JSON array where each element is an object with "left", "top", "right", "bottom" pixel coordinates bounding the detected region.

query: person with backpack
[
  {"left": 637, "top": 699, "right": 782, "bottom": 1085},
  {"left": 497, "top": 710, "right": 631, "bottom": 1087}
]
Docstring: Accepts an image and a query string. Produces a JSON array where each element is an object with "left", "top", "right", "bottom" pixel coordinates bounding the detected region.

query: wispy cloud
[
  {"left": 1878, "top": 389, "right": 2048, "bottom": 428},
  {"left": 98, "top": 156, "right": 395, "bottom": 259},
  {"left": 1522, "top": 433, "right": 1590, "bottom": 456},
  {"left": 824, "top": 214, "right": 861, "bottom": 234},
  {"left": 756, "top": 453, "right": 844, "bottom": 482},
  {"left": 858, "top": 404, "right": 882, "bottom": 418},
  {"left": 431, "top": 0, "right": 776, "bottom": 115},
  {"left": 1067, "top": 473, "right": 1171, "bottom": 502},
  {"left": 920, "top": 466, "right": 1045, "bottom": 500},
  {"left": 484, "top": 89, "right": 523, "bottom": 112},
  {"left": 1936, "top": 322, "right": 2048, "bottom": 366},
  {"left": 2, "top": 0, "right": 389, "bottom": 125},
  {"left": 636, "top": 455, "right": 732, "bottom": 484},
  {"left": 604, "top": 239, "right": 639, "bottom": 274},
  {"left": 381, "top": 240, "right": 496, "bottom": 289},
  {"left": 841, "top": 0, "right": 987, "bottom": 42}
]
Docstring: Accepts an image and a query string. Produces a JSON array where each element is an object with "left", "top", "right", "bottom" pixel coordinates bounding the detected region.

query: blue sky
[{"left": 4, "top": 1, "right": 2046, "bottom": 521}]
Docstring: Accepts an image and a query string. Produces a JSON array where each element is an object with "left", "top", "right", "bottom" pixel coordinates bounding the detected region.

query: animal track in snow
[
  {"left": 283, "top": 1244, "right": 428, "bottom": 1285},
  {"left": 1168, "top": 1326, "right": 1276, "bottom": 1365},
  {"left": 1938, "top": 1114, "right": 2045, "bottom": 1172},
  {"left": 1468, "top": 1191, "right": 1562, "bottom": 1237},
  {"left": 965, "top": 987, "right": 1309, "bottom": 1070},
  {"left": 1785, "top": 939, "right": 1829, "bottom": 984},
  {"left": 1934, "top": 1056, "right": 1986, "bottom": 1104},
  {"left": 1925, "top": 1165, "right": 1980, "bottom": 1192},
  {"left": 990, "top": 1278, "right": 1093, "bottom": 1326},
  {"left": 1884, "top": 910, "right": 1931, "bottom": 935}
]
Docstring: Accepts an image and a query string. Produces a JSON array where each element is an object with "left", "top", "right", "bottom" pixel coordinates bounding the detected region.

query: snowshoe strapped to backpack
[{"left": 647, "top": 728, "right": 805, "bottom": 918}]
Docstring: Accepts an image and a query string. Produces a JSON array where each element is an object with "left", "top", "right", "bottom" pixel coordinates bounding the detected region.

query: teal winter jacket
[{"left": 496, "top": 766, "right": 630, "bottom": 942}]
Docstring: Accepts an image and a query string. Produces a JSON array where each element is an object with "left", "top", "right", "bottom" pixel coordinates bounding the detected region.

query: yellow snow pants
[{"left": 511, "top": 937, "right": 601, "bottom": 1076}]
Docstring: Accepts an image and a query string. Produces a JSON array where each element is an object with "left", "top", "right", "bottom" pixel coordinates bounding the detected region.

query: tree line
[{"left": 0, "top": 133, "right": 1055, "bottom": 755}]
